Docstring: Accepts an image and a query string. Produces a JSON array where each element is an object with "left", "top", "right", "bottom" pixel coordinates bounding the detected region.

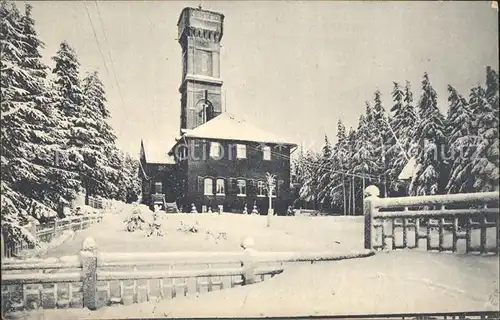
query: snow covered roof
[
  {"left": 141, "top": 139, "right": 176, "bottom": 164},
  {"left": 398, "top": 157, "right": 418, "bottom": 181},
  {"left": 181, "top": 113, "right": 297, "bottom": 146}
]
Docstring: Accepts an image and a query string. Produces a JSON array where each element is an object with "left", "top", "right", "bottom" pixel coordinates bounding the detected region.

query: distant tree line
[
  {"left": 1, "top": 1, "right": 140, "bottom": 243},
  {"left": 293, "top": 68, "right": 499, "bottom": 215}
]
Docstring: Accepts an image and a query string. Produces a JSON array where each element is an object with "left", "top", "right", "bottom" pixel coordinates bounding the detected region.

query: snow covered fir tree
[
  {"left": 1, "top": 1, "right": 140, "bottom": 250},
  {"left": 294, "top": 69, "right": 499, "bottom": 215}
]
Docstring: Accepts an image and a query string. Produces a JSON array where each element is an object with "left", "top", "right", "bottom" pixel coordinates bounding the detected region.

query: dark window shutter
[
  {"left": 228, "top": 144, "right": 235, "bottom": 160},
  {"left": 247, "top": 179, "right": 255, "bottom": 196},
  {"left": 278, "top": 180, "right": 284, "bottom": 196},
  {"left": 228, "top": 178, "right": 237, "bottom": 194},
  {"left": 197, "top": 176, "right": 204, "bottom": 192}
]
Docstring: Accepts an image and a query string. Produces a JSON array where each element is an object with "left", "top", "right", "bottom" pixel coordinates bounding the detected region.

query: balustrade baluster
[
  {"left": 391, "top": 218, "right": 395, "bottom": 250},
  {"left": 172, "top": 278, "right": 177, "bottom": 299},
  {"left": 426, "top": 219, "right": 432, "bottom": 251},
  {"left": 439, "top": 219, "right": 444, "bottom": 252},
  {"left": 132, "top": 267, "right": 137, "bottom": 303},
  {"left": 403, "top": 218, "right": 408, "bottom": 249},
  {"left": 414, "top": 218, "right": 420, "bottom": 249},
  {"left": 53, "top": 283, "right": 57, "bottom": 308},
  {"left": 379, "top": 221, "right": 385, "bottom": 250},
  {"left": 146, "top": 279, "right": 151, "bottom": 301},
  {"left": 466, "top": 218, "right": 472, "bottom": 253},
  {"left": 207, "top": 264, "right": 213, "bottom": 292},
  {"left": 480, "top": 205, "right": 488, "bottom": 254},
  {"left": 452, "top": 217, "right": 459, "bottom": 253},
  {"left": 159, "top": 278, "right": 164, "bottom": 299}
]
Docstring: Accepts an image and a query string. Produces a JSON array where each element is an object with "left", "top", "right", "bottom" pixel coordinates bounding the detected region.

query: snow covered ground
[
  {"left": 9, "top": 251, "right": 499, "bottom": 319},
  {"left": 43, "top": 212, "right": 364, "bottom": 257},
  {"left": 8, "top": 210, "right": 499, "bottom": 318}
]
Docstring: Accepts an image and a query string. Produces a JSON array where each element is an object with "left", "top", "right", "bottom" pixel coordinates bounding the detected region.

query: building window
[
  {"left": 204, "top": 178, "right": 213, "bottom": 195},
  {"left": 257, "top": 181, "right": 266, "bottom": 197},
  {"left": 210, "top": 142, "right": 221, "bottom": 158},
  {"left": 237, "top": 179, "right": 246, "bottom": 196},
  {"left": 154, "top": 182, "right": 162, "bottom": 194},
  {"left": 263, "top": 146, "right": 271, "bottom": 161},
  {"left": 216, "top": 179, "right": 225, "bottom": 195},
  {"left": 236, "top": 144, "right": 246, "bottom": 159}
]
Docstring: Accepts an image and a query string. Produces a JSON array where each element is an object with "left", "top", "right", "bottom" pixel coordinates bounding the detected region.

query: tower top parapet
[{"left": 177, "top": 7, "right": 224, "bottom": 43}]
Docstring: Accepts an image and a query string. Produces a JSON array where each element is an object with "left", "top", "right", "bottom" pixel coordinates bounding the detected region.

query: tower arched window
[{"left": 196, "top": 98, "right": 214, "bottom": 125}]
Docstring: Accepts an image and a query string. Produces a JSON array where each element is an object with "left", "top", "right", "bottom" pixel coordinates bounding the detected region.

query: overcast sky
[{"left": 28, "top": 1, "right": 498, "bottom": 157}]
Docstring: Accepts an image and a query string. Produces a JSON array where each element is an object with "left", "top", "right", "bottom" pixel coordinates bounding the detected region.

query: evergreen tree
[
  {"left": 317, "top": 135, "right": 333, "bottom": 205},
  {"left": 386, "top": 81, "right": 417, "bottom": 193},
  {"left": 445, "top": 85, "right": 475, "bottom": 193},
  {"left": 1, "top": 0, "right": 26, "bottom": 121},
  {"left": 352, "top": 103, "right": 378, "bottom": 180},
  {"left": 0, "top": 1, "right": 53, "bottom": 246},
  {"left": 51, "top": 41, "right": 88, "bottom": 200},
  {"left": 371, "top": 90, "right": 391, "bottom": 196},
  {"left": 298, "top": 149, "right": 321, "bottom": 209},
  {"left": 485, "top": 66, "right": 499, "bottom": 111},
  {"left": 1, "top": 2, "right": 65, "bottom": 213},
  {"left": 329, "top": 120, "right": 349, "bottom": 213},
  {"left": 345, "top": 128, "right": 357, "bottom": 214},
  {"left": 81, "top": 70, "right": 118, "bottom": 199},
  {"left": 410, "top": 73, "right": 447, "bottom": 196},
  {"left": 123, "top": 153, "right": 141, "bottom": 203},
  {"left": 351, "top": 108, "right": 378, "bottom": 212},
  {"left": 321, "top": 135, "right": 332, "bottom": 159},
  {"left": 470, "top": 67, "right": 499, "bottom": 191}
]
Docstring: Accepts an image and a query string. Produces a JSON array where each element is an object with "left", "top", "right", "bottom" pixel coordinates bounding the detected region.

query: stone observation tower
[{"left": 177, "top": 7, "right": 225, "bottom": 133}]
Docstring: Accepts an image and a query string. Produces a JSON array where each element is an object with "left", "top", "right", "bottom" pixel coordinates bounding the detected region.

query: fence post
[
  {"left": 28, "top": 219, "right": 39, "bottom": 241},
  {"left": 80, "top": 236, "right": 99, "bottom": 310},
  {"left": 364, "top": 185, "right": 380, "bottom": 250},
  {"left": 53, "top": 220, "right": 58, "bottom": 237},
  {"left": 240, "top": 237, "right": 257, "bottom": 285},
  {"left": 1, "top": 231, "right": 4, "bottom": 260}
]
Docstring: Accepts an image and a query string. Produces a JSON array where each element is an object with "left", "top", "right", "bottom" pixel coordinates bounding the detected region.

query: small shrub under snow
[
  {"left": 145, "top": 212, "right": 164, "bottom": 237},
  {"left": 124, "top": 204, "right": 147, "bottom": 232},
  {"left": 176, "top": 220, "right": 228, "bottom": 244},
  {"left": 204, "top": 230, "right": 228, "bottom": 242},
  {"left": 177, "top": 220, "right": 199, "bottom": 233}
]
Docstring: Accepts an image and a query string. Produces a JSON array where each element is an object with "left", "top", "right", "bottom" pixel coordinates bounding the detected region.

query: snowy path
[{"left": 12, "top": 251, "right": 499, "bottom": 319}]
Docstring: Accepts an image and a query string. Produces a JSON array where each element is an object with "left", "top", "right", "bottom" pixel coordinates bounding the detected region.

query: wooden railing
[
  {"left": 36, "top": 215, "right": 104, "bottom": 243},
  {"left": 1, "top": 237, "right": 374, "bottom": 313},
  {"left": 2, "top": 214, "right": 104, "bottom": 259},
  {"left": 88, "top": 196, "right": 104, "bottom": 210},
  {"left": 363, "top": 185, "right": 499, "bottom": 254}
]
